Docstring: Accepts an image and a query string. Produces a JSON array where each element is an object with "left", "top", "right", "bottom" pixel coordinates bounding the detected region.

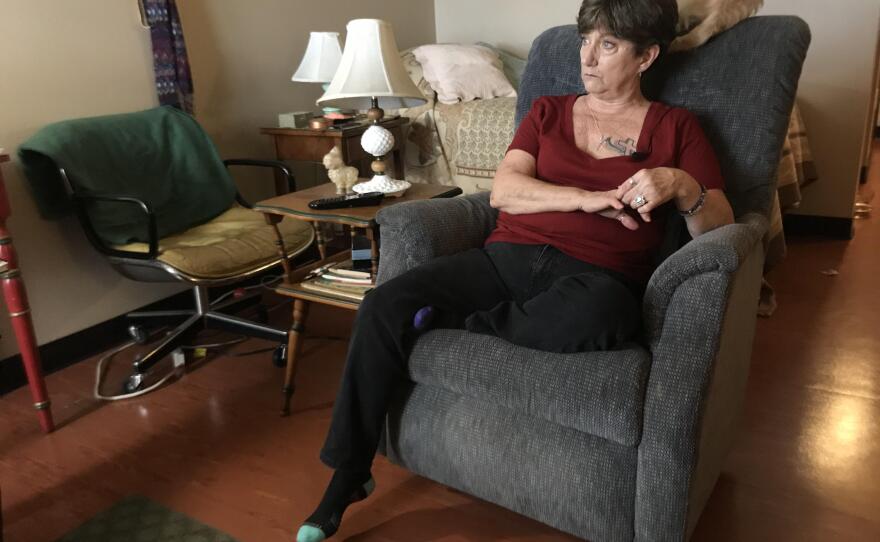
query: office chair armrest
[
  {"left": 223, "top": 159, "right": 297, "bottom": 207},
  {"left": 72, "top": 193, "right": 159, "bottom": 260}
]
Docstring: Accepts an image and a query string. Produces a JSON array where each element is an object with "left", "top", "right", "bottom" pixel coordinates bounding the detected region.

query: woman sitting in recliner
[{"left": 296, "top": 1, "right": 734, "bottom": 540}]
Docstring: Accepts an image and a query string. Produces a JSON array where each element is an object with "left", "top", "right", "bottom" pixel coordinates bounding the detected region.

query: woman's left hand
[{"left": 615, "top": 167, "right": 698, "bottom": 223}]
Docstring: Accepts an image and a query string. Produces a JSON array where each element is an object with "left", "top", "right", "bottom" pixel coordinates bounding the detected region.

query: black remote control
[{"left": 308, "top": 191, "right": 385, "bottom": 210}]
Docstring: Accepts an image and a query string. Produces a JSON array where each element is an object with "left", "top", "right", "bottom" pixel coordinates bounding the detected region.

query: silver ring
[
  {"left": 629, "top": 178, "right": 637, "bottom": 186},
  {"left": 633, "top": 194, "right": 647, "bottom": 207}
]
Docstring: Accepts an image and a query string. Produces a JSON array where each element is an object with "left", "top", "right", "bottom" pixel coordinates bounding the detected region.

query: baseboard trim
[{"left": 783, "top": 214, "right": 854, "bottom": 240}]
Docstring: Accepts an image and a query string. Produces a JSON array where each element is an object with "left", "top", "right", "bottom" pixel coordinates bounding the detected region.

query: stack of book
[{"left": 299, "top": 260, "right": 374, "bottom": 302}]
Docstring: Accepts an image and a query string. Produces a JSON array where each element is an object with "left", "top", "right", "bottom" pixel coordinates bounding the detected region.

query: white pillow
[{"left": 412, "top": 44, "right": 517, "bottom": 105}]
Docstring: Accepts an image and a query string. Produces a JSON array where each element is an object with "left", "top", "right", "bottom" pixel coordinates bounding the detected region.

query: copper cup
[{"left": 309, "top": 117, "right": 330, "bottom": 130}]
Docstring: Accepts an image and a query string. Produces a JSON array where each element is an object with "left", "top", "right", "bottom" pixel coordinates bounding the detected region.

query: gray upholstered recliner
[{"left": 375, "top": 17, "right": 810, "bottom": 542}]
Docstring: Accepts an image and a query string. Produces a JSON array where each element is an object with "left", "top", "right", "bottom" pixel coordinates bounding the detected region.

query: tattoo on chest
[{"left": 599, "top": 136, "right": 637, "bottom": 156}]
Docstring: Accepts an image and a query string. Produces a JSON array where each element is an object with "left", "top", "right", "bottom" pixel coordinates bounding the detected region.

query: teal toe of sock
[{"left": 296, "top": 524, "right": 326, "bottom": 542}]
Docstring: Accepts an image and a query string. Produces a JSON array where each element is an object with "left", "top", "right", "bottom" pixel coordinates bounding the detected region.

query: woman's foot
[{"left": 296, "top": 470, "right": 374, "bottom": 541}]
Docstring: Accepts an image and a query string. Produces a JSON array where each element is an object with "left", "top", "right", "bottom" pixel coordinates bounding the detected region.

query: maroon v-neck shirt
[{"left": 486, "top": 94, "right": 725, "bottom": 283}]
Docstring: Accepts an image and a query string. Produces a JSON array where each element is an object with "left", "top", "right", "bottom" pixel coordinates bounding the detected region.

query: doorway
[{"left": 856, "top": 17, "right": 880, "bottom": 219}]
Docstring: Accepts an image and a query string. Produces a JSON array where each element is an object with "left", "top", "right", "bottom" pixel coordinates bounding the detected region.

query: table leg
[
  {"left": 313, "top": 222, "right": 327, "bottom": 260},
  {"left": 264, "top": 214, "right": 292, "bottom": 280},
  {"left": 1, "top": 158, "right": 52, "bottom": 434},
  {"left": 281, "top": 299, "right": 310, "bottom": 417},
  {"left": 0, "top": 266, "right": 54, "bottom": 433}
]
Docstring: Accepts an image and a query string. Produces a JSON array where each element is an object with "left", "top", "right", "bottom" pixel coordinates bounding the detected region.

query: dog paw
[{"left": 669, "top": 32, "right": 706, "bottom": 53}]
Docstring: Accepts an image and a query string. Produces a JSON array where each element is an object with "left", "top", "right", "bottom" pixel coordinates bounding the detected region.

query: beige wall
[
  {"left": 177, "top": 0, "right": 437, "bottom": 201},
  {"left": 435, "top": 0, "right": 575, "bottom": 58},
  {"left": 0, "top": 0, "right": 435, "bottom": 359},
  {"left": 0, "top": 0, "right": 180, "bottom": 360},
  {"left": 761, "top": 0, "right": 880, "bottom": 219},
  {"left": 435, "top": 0, "right": 880, "bottom": 220}
]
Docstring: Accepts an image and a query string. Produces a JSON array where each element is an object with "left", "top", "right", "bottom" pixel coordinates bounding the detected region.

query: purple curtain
[{"left": 143, "top": 0, "right": 194, "bottom": 113}]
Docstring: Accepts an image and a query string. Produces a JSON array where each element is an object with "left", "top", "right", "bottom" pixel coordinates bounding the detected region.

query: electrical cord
[
  {"left": 210, "top": 274, "right": 283, "bottom": 307},
  {"left": 93, "top": 274, "right": 342, "bottom": 400},
  {"left": 93, "top": 333, "right": 251, "bottom": 401},
  {"left": 93, "top": 339, "right": 179, "bottom": 401},
  {"left": 93, "top": 330, "right": 254, "bottom": 401},
  {"left": 94, "top": 279, "right": 278, "bottom": 401},
  {"left": 227, "top": 345, "right": 277, "bottom": 357},
  {"left": 179, "top": 337, "right": 247, "bottom": 350},
  {"left": 94, "top": 329, "right": 349, "bottom": 399}
]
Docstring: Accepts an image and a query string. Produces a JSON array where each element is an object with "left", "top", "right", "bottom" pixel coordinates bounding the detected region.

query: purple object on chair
[{"left": 413, "top": 306, "right": 435, "bottom": 331}]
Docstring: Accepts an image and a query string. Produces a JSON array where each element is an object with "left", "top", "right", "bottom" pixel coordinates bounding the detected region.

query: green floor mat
[{"left": 56, "top": 495, "right": 239, "bottom": 542}]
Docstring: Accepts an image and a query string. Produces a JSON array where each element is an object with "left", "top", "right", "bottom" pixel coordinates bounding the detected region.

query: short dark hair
[{"left": 577, "top": 0, "right": 678, "bottom": 59}]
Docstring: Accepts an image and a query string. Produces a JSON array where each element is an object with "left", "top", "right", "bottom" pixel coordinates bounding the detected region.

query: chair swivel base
[{"left": 121, "top": 285, "right": 287, "bottom": 393}]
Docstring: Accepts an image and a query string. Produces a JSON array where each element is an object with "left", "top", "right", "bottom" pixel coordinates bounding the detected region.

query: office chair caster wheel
[
  {"left": 272, "top": 344, "right": 287, "bottom": 368},
  {"left": 128, "top": 324, "right": 149, "bottom": 345},
  {"left": 122, "top": 372, "right": 146, "bottom": 394}
]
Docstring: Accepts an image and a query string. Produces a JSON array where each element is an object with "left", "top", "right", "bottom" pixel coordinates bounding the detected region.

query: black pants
[{"left": 320, "top": 242, "right": 642, "bottom": 471}]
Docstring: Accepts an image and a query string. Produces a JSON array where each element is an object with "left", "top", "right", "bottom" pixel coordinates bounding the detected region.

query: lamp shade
[
  {"left": 291, "top": 32, "right": 342, "bottom": 83},
  {"left": 317, "top": 19, "right": 427, "bottom": 110}
]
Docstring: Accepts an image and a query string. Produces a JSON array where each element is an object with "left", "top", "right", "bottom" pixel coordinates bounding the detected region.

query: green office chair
[{"left": 19, "top": 106, "right": 314, "bottom": 392}]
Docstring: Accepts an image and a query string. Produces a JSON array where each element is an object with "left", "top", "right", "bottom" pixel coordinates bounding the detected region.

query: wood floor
[{"left": 2, "top": 144, "right": 879, "bottom": 541}]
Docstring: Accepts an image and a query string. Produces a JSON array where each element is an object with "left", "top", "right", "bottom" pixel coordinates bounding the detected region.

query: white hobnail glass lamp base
[
  {"left": 352, "top": 175, "right": 411, "bottom": 197},
  {"left": 360, "top": 125, "right": 395, "bottom": 156}
]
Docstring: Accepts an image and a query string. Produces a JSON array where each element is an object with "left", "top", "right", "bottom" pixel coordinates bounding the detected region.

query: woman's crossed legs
[{"left": 298, "top": 243, "right": 640, "bottom": 541}]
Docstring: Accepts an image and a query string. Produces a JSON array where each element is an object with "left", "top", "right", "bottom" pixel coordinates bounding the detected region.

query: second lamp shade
[
  {"left": 292, "top": 32, "right": 342, "bottom": 83},
  {"left": 318, "top": 19, "right": 427, "bottom": 110}
]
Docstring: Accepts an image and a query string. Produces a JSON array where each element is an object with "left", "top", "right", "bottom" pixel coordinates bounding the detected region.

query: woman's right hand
[{"left": 580, "top": 190, "right": 640, "bottom": 231}]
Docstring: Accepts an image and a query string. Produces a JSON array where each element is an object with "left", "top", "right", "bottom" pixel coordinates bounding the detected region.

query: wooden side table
[
  {"left": 0, "top": 152, "right": 54, "bottom": 433},
  {"left": 254, "top": 182, "right": 462, "bottom": 415},
  {"left": 261, "top": 117, "right": 409, "bottom": 193}
]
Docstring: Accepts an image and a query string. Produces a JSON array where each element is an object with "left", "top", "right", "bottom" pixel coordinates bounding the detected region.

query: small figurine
[{"left": 322, "top": 146, "right": 359, "bottom": 195}]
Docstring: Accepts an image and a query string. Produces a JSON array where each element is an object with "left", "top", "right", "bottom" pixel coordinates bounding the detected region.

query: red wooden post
[{"left": 0, "top": 152, "right": 54, "bottom": 432}]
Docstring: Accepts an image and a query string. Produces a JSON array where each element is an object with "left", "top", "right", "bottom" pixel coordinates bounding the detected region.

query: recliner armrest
[
  {"left": 634, "top": 213, "right": 767, "bottom": 540},
  {"left": 375, "top": 192, "right": 498, "bottom": 284},
  {"left": 642, "top": 213, "right": 768, "bottom": 348}
]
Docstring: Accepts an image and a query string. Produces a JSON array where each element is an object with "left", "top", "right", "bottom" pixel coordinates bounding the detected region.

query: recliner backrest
[
  {"left": 516, "top": 16, "right": 811, "bottom": 220},
  {"left": 19, "top": 106, "right": 237, "bottom": 245}
]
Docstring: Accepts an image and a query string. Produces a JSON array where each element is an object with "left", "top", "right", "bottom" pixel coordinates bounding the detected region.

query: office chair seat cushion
[{"left": 114, "top": 205, "right": 314, "bottom": 279}]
